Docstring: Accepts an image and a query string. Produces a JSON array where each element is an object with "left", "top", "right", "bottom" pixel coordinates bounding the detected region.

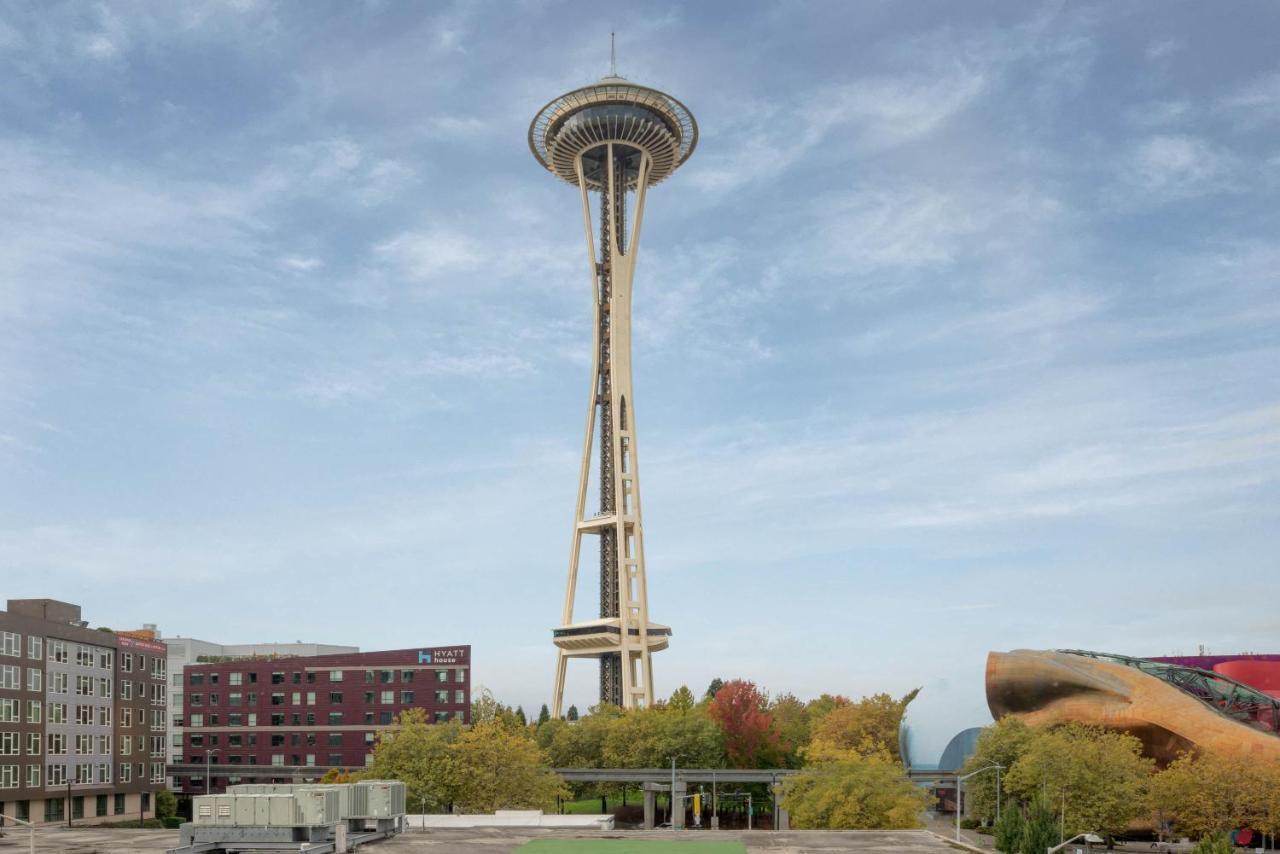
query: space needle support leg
[{"left": 552, "top": 154, "right": 603, "bottom": 720}]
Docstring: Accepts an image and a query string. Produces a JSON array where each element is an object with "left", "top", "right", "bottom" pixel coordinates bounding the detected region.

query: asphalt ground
[{"left": 0, "top": 827, "right": 971, "bottom": 854}]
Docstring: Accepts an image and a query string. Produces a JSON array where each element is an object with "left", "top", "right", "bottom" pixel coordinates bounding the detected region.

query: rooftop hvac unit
[
  {"left": 192, "top": 795, "right": 235, "bottom": 826},
  {"left": 350, "top": 780, "right": 407, "bottom": 819},
  {"left": 297, "top": 783, "right": 352, "bottom": 820}
]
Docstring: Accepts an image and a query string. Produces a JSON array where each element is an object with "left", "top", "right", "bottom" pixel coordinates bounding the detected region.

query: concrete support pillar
[
  {"left": 672, "top": 781, "right": 686, "bottom": 830},
  {"left": 642, "top": 782, "right": 665, "bottom": 830},
  {"left": 772, "top": 784, "right": 789, "bottom": 830}
]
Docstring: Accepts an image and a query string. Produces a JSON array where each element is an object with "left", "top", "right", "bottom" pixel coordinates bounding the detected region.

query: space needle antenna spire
[{"left": 529, "top": 54, "right": 698, "bottom": 714}]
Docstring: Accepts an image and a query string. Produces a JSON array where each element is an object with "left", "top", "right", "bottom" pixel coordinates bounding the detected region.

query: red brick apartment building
[
  {"left": 0, "top": 599, "right": 167, "bottom": 826},
  {"left": 173, "top": 646, "right": 470, "bottom": 795}
]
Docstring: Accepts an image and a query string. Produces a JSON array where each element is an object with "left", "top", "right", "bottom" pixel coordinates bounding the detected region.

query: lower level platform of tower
[{"left": 553, "top": 618, "right": 671, "bottom": 655}]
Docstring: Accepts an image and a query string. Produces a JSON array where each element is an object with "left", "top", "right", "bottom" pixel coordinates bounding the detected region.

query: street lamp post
[
  {"left": 205, "top": 749, "right": 219, "bottom": 795},
  {"left": 956, "top": 764, "right": 1004, "bottom": 842}
]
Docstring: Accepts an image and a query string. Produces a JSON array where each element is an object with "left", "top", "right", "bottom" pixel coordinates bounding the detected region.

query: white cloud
[
  {"left": 375, "top": 229, "right": 484, "bottom": 281},
  {"left": 1218, "top": 71, "right": 1280, "bottom": 129},
  {"left": 280, "top": 255, "right": 323, "bottom": 272},
  {"left": 1123, "top": 134, "right": 1235, "bottom": 199}
]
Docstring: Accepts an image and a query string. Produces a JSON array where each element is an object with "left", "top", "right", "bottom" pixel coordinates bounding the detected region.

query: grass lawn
[{"left": 519, "top": 842, "right": 745, "bottom": 854}]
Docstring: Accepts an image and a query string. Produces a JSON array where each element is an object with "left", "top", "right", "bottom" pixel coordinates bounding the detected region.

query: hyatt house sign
[{"left": 418, "top": 648, "right": 467, "bottom": 665}]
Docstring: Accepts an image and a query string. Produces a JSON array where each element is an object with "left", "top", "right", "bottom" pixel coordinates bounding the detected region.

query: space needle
[{"left": 529, "top": 48, "right": 697, "bottom": 714}]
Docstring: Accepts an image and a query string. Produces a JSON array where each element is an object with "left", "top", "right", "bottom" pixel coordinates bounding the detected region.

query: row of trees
[
  {"left": 333, "top": 680, "right": 924, "bottom": 828},
  {"left": 963, "top": 718, "right": 1280, "bottom": 849}
]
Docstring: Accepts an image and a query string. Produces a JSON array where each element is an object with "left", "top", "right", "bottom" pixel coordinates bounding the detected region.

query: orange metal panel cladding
[{"left": 986, "top": 649, "right": 1280, "bottom": 764}]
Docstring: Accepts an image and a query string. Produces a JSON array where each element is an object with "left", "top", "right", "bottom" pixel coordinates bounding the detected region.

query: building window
[
  {"left": 76, "top": 764, "right": 93, "bottom": 784},
  {"left": 378, "top": 711, "right": 393, "bottom": 725},
  {"left": 329, "top": 691, "right": 343, "bottom": 704},
  {"left": 46, "top": 797, "right": 64, "bottom": 820},
  {"left": 0, "top": 732, "right": 19, "bottom": 755},
  {"left": 364, "top": 732, "right": 375, "bottom": 746},
  {"left": 27, "top": 636, "right": 42, "bottom": 660},
  {"left": 120, "top": 680, "right": 132, "bottom": 700},
  {"left": 364, "top": 670, "right": 375, "bottom": 684},
  {"left": 379, "top": 670, "right": 393, "bottom": 684},
  {"left": 48, "top": 763, "right": 67, "bottom": 785},
  {"left": 270, "top": 693, "right": 284, "bottom": 706},
  {"left": 26, "top": 668, "right": 41, "bottom": 692},
  {"left": 229, "top": 672, "right": 242, "bottom": 686},
  {"left": 401, "top": 670, "right": 414, "bottom": 683},
  {"left": 114, "top": 793, "right": 126, "bottom": 815},
  {"left": 291, "top": 672, "right": 301, "bottom": 685},
  {"left": 306, "top": 692, "right": 315, "bottom": 706},
  {"left": 122, "top": 735, "right": 132, "bottom": 756},
  {"left": 189, "top": 671, "right": 202, "bottom": 685},
  {"left": 121, "top": 707, "right": 132, "bottom": 727},
  {"left": 271, "top": 754, "right": 284, "bottom": 766},
  {"left": 75, "top": 734, "right": 92, "bottom": 755},
  {"left": 97, "top": 735, "right": 111, "bottom": 756},
  {"left": 434, "top": 711, "right": 450, "bottom": 723},
  {"left": 329, "top": 670, "right": 343, "bottom": 682},
  {"left": 456, "top": 669, "right": 465, "bottom": 683},
  {"left": 0, "top": 665, "right": 17, "bottom": 690},
  {"left": 99, "top": 677, "right": 112, "bottom": 698},
  {"left": 49, "top": 640, "right": 67, "bottom": 663},
  {"left": 291, "top": 692, "right": 300, "bottom": 705},
  {"left": 0, "top": 698, "right": 16, "bottom": 723},
  {"left": 247, "top": 713, "right": 257, "bottom": 726},
  {"left": 119, "top": 763, "right": 131, "bottom": 783},
  {"left": 26, "top": 700, "right": 42, "bottom": 723},
  {"left": 327, "top": 711, "right": 344, "bottom": 725},
  {"left": 363, "top": 691, "right": 374, "bottom": 704},
  {"left": 380, "top": 691, "right": 394, "bottom": 705},
  {"left": 75, "top": 675, "right": 94, "bottom": 696},
  {"left": 98, "top": 650, "right": 113, "bottom": 670},
  {"left": 271, "top": 672, "right": 284, "bottom": 684},
  {"left": 190, "top": 693, "right": 203, "bottom": 706},
  {"left": 48, "top": 733, "right": 66, "bottom": 755},
  {"left": 49, "top": 703, "right": 66, "bottom": 724},
  {"left": 455, "top": 689, "right": 464, "bottom": 704},
  {"left": 76, "top": 705, "right": 93, "bottom": 726},
  {"left": 51, "top": 672, "right": 67, "bottom": 693},
  {"left": 401, "top": 691, "right": 414, "bottom": 704},
  {"left": 435, "top": 670, "right": 448, "bottom": 683},
  {"left": 122, "top": 653, "right": 133, "bottom": 673},
  {"left": 0, "top": 631, "right": 19, "bottom": 657},
  {"left": 0, "top": 765, "right": 17, "bottom": 788},
  {"left": 26, "top": 764, "right": 40, "bottom": 787},
  {"left": 97, "top": 706, "right": 111, "bottom": 726},
  {"left": 97, "top": 763, "right": 111, "bottom": 783},
  {"left": 434, "top": 690, "right": 448, "bottom": 703},
  {"left": 27, "top": 733, "right": 39, "bottom": 755}
]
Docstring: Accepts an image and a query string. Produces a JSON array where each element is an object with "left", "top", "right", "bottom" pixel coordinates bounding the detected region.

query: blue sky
[{"left": 2, "top": 1, "right": 1278, "bottom": 763}]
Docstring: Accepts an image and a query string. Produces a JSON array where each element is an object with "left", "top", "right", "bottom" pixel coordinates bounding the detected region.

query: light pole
[
  {"left": 205, "top": 749, "right": 219, "bottom": 795},
  {"left": 956, "top": 764, "right": 1004, "bottom": 842}
]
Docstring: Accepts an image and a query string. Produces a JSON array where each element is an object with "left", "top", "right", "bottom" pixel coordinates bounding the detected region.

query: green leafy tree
[
  {"left": 1022, "top": 795, "right": 1060, "bottom": 854},
  {"left": 805, "top": 693, "right": 851, "bottom": 721},
  {"left": 601, "top": 706, "right": 725, "bottom": 769},
  {"left": 566, "top": 704, "right": 579, "bottom": 721},
  {"left": 705, "top": 678, "right": 724, "bottom": 700},
  {"left": 1004, "top": 724, "right": 1153, "bottom": 837},
  {"left": 769, "top": 693, "right": 811, "bottom": 768},
  {"left": 515, "top": 705, "right": 527, "bottom": 727},
  {"left": 445, "top": 719, "right": 569, "bottom": 812},
  {"left": 809, "top": 689, "right": 919, "bottom": 764},
  {"left": 781, "top": 744, "right": 928, "bottom": 829},
  {"left": 537, "top": 704, "right": 551, "bottom": 726},
  {"left": 1191, "top": 833, "right": 1234, "bottom": 854},
  {"left": 994, "top": 802, "right": 1026, "bottom": 853},
  {"left": 668, "top": 686, "right": 695, "bottom": 712},
  {"left": 1151, "top": 752, "right": 1272, "bottom": 838},
  {"left": 962, "top": 717, "right": 1037, "bottom": 823},
  {"left": 155, "top": 789, "right": 178, "bottom": 821},
  {"left": 364, "top": 708, "right": 462, "bottom": 812}
]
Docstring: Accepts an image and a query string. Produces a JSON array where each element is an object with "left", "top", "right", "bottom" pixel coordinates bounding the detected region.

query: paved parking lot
[{"left": 0, "top": 826, "right": 969, "bottom": 854}]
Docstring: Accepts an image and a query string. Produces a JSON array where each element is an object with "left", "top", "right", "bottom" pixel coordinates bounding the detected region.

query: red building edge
[{"left": 171, "top": 645, "right": 470, "bottom": 796}]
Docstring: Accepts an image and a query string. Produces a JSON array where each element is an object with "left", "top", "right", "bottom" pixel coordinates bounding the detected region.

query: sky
[{"left": 2, "top": 0, "right": 1278, "bottom": 764}]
